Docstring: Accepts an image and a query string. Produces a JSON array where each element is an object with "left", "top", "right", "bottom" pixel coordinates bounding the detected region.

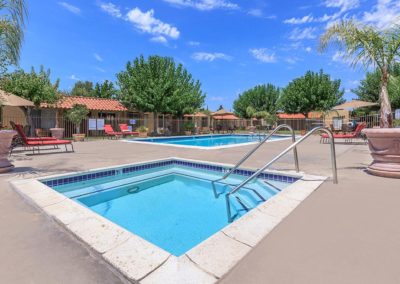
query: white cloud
[
  {"left": 126, "top": 8, "right": 180, "bottom": 39},
  {"left": 284, "top": 14, "right": 314, "bottom": 24},
  {"left": 249, "top": 48, "right": 276, "bottom": 63},
  {"left": 69, "top": 74, "right": 79, "bottom": 80},
  {"left": 58, "top": 2, "right": 80, "bottom": 15},
  {"left": 285, "top": 57, "right": 299, "bottom": 64},
  {"left": 93, "top": 53, "right": 103, "bottom": 62},
  {"left": 362, "top": 0, "right": 400, "bottom": 30},
  {"left": 150, "top": 35, "right": 168, "bottom": 43},
  {"left": 95, "top": 67, "right": 106, "bottom": 73},
  {"left": 188, "top": 41, "right": 200, "bottom": 46},
  {"left": 332, "top": 51, "right": 352, "bottom": 64},
  {"left": 209, "top": 96, "right": 224, "bottom": 101},
  {"left": 248, "top": 9, "right": 263, "bottom": 17},
  {"left": 163, "top": 0, "right": 239, "bottom": 11},
  {"left": 305, "top": 46, "right": 312, "bottom": 53},
  {"left": 288, "top": 27, "right": 317, "bottom": 40},
  {"left": 99, "top": 2, "right": 122, "bottom": 18},
  {"left": 324, "top": 0, "right": 360, "bottom": 14},
  {"left": 192, "top": 52, "right": 231, "bottom": 61}
]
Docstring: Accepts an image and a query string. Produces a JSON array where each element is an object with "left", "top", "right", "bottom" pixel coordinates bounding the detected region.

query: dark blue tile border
[{"left": 41, "top": 159, "right": 299, "bottom": 188}]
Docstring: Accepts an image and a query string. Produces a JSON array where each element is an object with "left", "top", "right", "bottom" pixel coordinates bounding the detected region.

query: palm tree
[
  {"left": 319, "top": 20, "right": 400, "bottom": 128},
  {"left": 0, "top": 0, "right": 27, "bottom": 66}
]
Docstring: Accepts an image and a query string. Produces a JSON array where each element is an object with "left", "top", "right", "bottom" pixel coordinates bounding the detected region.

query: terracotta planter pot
[
  {"left": 362, "top": 128, "right": 400, "bottom": 178},
  {"left": 50, "top": 128, "right": 65, "bottom": 139},
  {"left": 0, "top": 130, "right": 17, "bottom": 173},
  {"left": 72, "top": 133, "right": 85, "bottom": 142},
  {"left": 185, "top": 131, "right": 192, "bottom": 136},
  {"left": 138, "top": 132, "right": 148, "bottom": 138}
]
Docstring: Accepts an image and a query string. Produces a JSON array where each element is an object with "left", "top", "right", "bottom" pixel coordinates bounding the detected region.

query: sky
[{"left": 19, "top": 0, "right": 400, "bottom": 111}]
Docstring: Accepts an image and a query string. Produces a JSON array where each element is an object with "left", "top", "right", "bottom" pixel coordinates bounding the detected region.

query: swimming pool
[
  {"left": 12, "top": 158, "right": 324, "bottom": 282},
  {"left": 41, "top": 159, "right": 294, "bottom": 256},
  {"left": 127, "top": 134, "right": 291, "bottom": 149}
]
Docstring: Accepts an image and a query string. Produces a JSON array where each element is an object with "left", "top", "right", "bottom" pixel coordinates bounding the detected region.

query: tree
[
  {"left": 280, "top": 70, "right": 344, "bottom": 118},
  {"left": 94, "top": 80, "right": 118, "bottom": 99},
  {"left": 71, "top": 80, "right": 94, "bottom": 97},
  {"left": 353, "top": 63, "right": 400, "bottom": 109},
  {"left": 66, "top": 104, "right": 89, "bottom": 134},
  {"left": 0, "top": 65, "right": 59, "bottom": 106},
  {"left": 233, "top": 84, "right": 280, "bottom": 118},
  {"left": 319, "top": 20, "right": 400, "bottom": 128},
  {"left": 0, "top": 0, "right": 27, "bottom": 74},
  {"left": 217, "top": 105, "right": 224, "bottom": 111},
  {"left": 0, "top": 65, "right": 60, "bottom": 134},
  {"left": 117, "top": 55, "right": 205, "bottom": 133}
]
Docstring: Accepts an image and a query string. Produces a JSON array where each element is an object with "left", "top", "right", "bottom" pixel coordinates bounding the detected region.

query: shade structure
[
  {"left": 212, "top": 108, "right": 233, "bottom": 116},
  {"left": 333, "top": 100, "right": 378, "bottom": 110},
  {"left": 183, "top": 112, "right": 208, "bottom": 118},
  {"left": 0, "top": 90, "right": 34, "bottom": 107},
  {"left": 213, "top": 114, "right": 239, "bottom": 120}
]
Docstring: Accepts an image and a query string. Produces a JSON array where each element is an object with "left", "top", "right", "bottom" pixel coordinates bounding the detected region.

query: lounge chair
[
  {"left": 104, "top": 124, "right": 123, "bottom": 139},
  {"left": 11, "top": 122, "right": 57, "bottom": 141},
  {"left": 320, "top": 123, "right": 366, "bottom": 143},
  {"left": 12, "top": 124, "right": 73, "bottom": 154},
  {"left": 119, "top": 124, "right": 139, "bottom": 136}
]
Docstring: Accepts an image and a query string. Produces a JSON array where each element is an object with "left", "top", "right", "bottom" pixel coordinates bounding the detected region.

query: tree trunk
[{"left": 379, "top": 72, "right": 393, "bottom": 128}]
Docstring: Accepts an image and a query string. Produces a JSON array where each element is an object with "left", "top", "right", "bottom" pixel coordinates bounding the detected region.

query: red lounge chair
[
  {"left": 119, "top": 124, "right": 139, "bottom": 136},
  {"left": 320, "top": 123, "right": 366, "bottom": 143},
  {"left": 104, "top": 124, "right": 123, "bottom": 139},
  {"left": 12, "top": 122, "right": 57, "bottom": 141},
  {"left": 13, "top": 124, "right": 73, "bottom": 154}
]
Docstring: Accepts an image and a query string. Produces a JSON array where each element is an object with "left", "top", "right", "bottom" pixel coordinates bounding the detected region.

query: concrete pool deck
[{"left": 1, "top": 137, "right": 400, "bottom": 283}]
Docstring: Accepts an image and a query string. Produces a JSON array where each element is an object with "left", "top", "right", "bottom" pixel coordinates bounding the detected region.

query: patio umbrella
[
  {"left": 0, "top": 90, "right": 34, "bottom": 107},
  {"left": 333, "top": 100, "right": 378, "bottom": 110}
]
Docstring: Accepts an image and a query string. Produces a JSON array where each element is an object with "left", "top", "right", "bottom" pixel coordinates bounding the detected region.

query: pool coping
[
  {"left": 10, "top": 157, "right": 326, "bottom": 283},
  {"left": 123, "top": 134, "right": 294, "bottom": 150}
]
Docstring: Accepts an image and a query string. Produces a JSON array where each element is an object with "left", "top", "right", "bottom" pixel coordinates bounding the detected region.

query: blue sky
[{"left": 19, "top": 0, "right": 400, "bottom": 111}]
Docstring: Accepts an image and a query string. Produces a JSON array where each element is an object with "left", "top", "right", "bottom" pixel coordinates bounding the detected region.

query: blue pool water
[
  {"left": 131, "top": 134, "right": 289, "bottom": 148},
  {"left": 43, "top": 159, "right": 297, "bottom": 256}
]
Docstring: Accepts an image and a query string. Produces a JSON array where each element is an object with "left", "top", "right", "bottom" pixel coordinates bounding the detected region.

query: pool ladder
[
  {"left": 211, "top": 124, "right": 299, "bottom": 199},
  {"left": 213, "top": 126, "right": 338, "bottom": 222}
]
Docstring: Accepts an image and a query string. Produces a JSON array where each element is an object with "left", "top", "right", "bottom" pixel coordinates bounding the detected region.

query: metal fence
[{"left": 1, "top": 112, "right": 391, "bottom": 139}]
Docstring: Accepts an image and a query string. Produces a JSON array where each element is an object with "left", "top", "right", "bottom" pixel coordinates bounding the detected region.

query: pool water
[
  {"left": 44, "top": 160, "right": 295, "bottom": 256},
  {"left": 131, "top": 134, "right": 289, "bottom": 148}
]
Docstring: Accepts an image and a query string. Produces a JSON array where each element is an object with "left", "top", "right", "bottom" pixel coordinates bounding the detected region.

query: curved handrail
[
  {"left": 211, "top": 124, "right": 299, "bottom": 198},
  {"left": 225, "top": 126, "right": 337, "bottom": 222}
]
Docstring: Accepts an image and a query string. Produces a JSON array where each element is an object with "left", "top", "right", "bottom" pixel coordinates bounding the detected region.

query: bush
[
  {"left": 137, "top": 126, "right": 148, "bottom": 133},
  {"left": 184, "top": 121, "right": 195, "bottom": 132}
]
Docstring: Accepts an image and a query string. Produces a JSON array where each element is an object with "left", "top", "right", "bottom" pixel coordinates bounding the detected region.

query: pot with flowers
[{"left": 66, "top": 104, "right": 89, "bottom": 142}]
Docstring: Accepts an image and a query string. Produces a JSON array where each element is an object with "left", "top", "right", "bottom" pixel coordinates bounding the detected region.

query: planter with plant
[
  {"left": 184, "top": 121, "right": 195, "bottom": 135},
  {"left": 137, "top": 126, "right": 148, "bottom": 138},
  {"left": 66, "top": 104, "right": 89, "bottom": 142},
  {"left": 320, "top": 20, "right": 400, "bottom": 178},
  {"left": 0, "top": 129, "right": 17, "bottom": 173}
]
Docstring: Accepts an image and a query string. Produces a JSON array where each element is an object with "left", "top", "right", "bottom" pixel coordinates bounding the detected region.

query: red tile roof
[
  {"left": 41, "top": 96, "right": 127, "bottom": 112},
  {"left": 213, "top": 114, "right": 239, "bottom": 120}
]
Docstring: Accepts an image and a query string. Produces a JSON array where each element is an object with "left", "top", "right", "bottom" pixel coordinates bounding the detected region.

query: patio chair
[
  {"left": 320, "top": 123, "right": 366, "bottom": 143},
  {"left": 11, "top": 122, "right": 57, "bottom": 141},
  {"left": 104, "top": 124, "right": 123, "bottom": 139},
  {"left": 12, "top": 124, "right": 73, "bottom": 154},
  {"left": 118, "top": 124, "right": 139, "bottom": 136}
]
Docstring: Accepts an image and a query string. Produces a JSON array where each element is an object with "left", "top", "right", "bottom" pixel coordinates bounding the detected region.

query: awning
[
  {"left": 213, "top": 114, "right": 239, "bottom": 120},
  {"left": 0, "top": 90, "right": 34, "bottom": 107},
  {"left": 212, "top": 108, "right": 233, "bottom": 116},
  {"left": 333, "top": 100, "right": 378, "bottom": 110},
  {"left": 184, "top": 112, "right": 208, "bottom": 118}
]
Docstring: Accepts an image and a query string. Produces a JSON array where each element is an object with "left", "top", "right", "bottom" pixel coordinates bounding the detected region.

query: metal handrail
[
  {"left": 211, "top": 124, "right": 299, "bottom": 198},
  {"left": 225, "top": 126, "right": 338, "bottom": 222}
]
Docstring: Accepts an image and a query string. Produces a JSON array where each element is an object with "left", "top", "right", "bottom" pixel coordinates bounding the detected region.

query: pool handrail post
[
  {"left": 225, "top": 126, "right": 338, "bottom": 222},
  {"left": 211, "top": 124, "right": 299, "bottom": 198}
]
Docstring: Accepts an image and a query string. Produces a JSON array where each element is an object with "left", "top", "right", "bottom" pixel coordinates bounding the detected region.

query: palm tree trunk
[{"left": 379, "top": 72, "right": 393, "bottom": 128}]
